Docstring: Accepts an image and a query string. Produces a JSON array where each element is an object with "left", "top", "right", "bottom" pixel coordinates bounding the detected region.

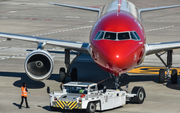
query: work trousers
[{"left": 19, "top": 96, "right": 29, "bottom": 108}]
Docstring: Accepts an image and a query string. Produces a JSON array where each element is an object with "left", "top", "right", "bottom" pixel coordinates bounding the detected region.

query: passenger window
[
  {"left": 133, "top": 32, "right": 141, "bottom": 40},
  {"left": 104, "top": 32, "right": 116, "bottom": 40},
  {"left": 130, "top": 32, "right": 137, "bottom": 40},
  {"left": 94, "top": 31, "right": 104, "bottom": 40},
  {"left": 118, "top": 32, "right": 130, "bottom": 40}
]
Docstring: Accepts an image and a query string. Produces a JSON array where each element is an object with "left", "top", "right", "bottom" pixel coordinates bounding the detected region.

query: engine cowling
[{"left": 24, "top": 50, "right": 54, "bottom": 81}]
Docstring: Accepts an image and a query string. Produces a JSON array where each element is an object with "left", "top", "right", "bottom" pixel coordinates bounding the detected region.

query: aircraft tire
[
  {"left": 159, "top": 69, "right": 165, "bottom": 83},
  {"left": 71, "top": 68, "right": 78, "bottom": 81},
  {"left": 131, "top": 87, "right": 146, "bottom": 104},
  {"left": 59, "top": 67, "right": 66, "bottom": 82},
  {"left": 86, "top": 102, "right": 96, "bottom": 113},
  {"left": 171, "top": 69, "right": 178, "bottom": 84}
]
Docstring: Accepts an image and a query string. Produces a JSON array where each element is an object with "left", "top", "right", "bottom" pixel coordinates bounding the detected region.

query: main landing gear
[
  {"left": 156, "top": 50, "right": 178, "bottom": 84},
  {"left": 59, "top": 49, "right": 81, "bottom": 82}
]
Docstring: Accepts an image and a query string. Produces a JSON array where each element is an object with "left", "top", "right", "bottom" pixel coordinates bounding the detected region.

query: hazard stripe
[
  {"left": 56, "top": 104, "right": 58, "bottom": 107},
  {"left": 69, "top": 101, "right": 76, "bottom": 109},
  {"left": 62, "top": 101, "right": 66, "bottom": 105},
  {"left": 70, "top": 102, "right": 77, "bottom": 110},
  {"left": 54, "top": 100, "right": 81, "bottom": 110},
  {"left": 56, "top": 101, "right": 63, "bottom": 109},
  {"left": 59, "top": 100, "right": 64, "bottom": 107},
  {"left": 68, "top": 101, "right": 72, "bottom": 106},
  {"left": 75, "top": 105, "right": 78, "bottom": 109}
]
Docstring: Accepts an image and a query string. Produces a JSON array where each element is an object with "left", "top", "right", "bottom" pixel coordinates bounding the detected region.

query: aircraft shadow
[
  {"left": 0, "top": 53, "right": 179, "bottom": 90},
  {"left": 70, "top": 53, "right": 180, "bottom": 90}
]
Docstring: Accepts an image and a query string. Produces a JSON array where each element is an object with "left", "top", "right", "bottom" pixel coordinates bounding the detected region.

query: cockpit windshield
[
  {"left": 94, "top": 31, "right": 141, "bottom": 41},
  {"left": 104, "top": 32, "right": 116, "bottom": 40},
  {"left": 94, "top": 31, "right": 104, "bottom": 40},
  {"left": 118, "top": 32, "right": 130, "bottom": 40}
]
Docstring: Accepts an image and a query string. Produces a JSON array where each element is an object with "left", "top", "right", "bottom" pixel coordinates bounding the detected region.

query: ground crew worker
[{"left": 19, "top": 82, "right": 30, "bottom": 109}]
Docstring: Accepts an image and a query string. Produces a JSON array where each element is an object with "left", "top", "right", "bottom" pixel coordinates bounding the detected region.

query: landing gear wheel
[
  {"left": 59, "top": 68, "right": 66, "bottom": 82},
  {"left": 131, "top": 87, "right": 146, "bottom": 104},
  {"left": 159, "top": 69, "right": 165, "bottom": 83},
  {"left": 171, "top": 69, "right": 178, "bottom": 84},
  {"left": 71, "top": 68, "right": 78, "bottom": 81},
  {"left": 86, "top": 102, "right": 96, "bottom": 113}
]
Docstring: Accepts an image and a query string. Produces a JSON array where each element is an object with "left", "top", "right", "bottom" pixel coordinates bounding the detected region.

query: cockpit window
[
  {"left": 94, "top": 31, "right": 104, "bottom": 40},
  {"left": 93, "top": 31, "right": 141, "bottom": 41},
  {"left": 130, "top": 32, "right": 137, "bottom": 40},
  {"left": 133, "top": 32, "right": 141, "bottom": 40},
  {"left": 104, "top": 32, "right": 116, "bottom": 40},
  {"left": 118, "top": 32, "right": 130, "bottom": 40}
]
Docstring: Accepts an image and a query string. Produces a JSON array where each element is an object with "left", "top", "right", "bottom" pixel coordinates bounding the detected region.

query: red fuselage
[{"left": 89, "top": 8, "right": 146, "bottom": 75}]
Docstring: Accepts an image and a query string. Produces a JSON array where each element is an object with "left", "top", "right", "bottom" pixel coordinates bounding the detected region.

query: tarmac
[{"left": 0, "top": 0, "right": 180, "bottom": 113}]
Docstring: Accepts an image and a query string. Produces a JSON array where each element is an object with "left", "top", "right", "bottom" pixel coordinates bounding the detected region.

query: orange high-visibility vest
[{"left": 21, "top": 86, "right": 27, "bottom": 97}]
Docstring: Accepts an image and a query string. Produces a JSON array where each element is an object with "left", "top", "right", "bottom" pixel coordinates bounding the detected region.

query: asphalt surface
[{"left": 0, "top": 0, "right": 180, "bottom": 113}]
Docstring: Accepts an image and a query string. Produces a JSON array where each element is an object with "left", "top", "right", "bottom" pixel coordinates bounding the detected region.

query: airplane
[{"left": 0, "top": 0, "right": 180, "bottom": 88}]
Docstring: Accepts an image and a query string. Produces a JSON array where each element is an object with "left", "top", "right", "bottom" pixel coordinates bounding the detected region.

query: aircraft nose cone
[
  {"left": 106, "top": 53, "right": 131, "bottom": 70},
  {"left": 94, "top": 40, "right": 142, "bottom": 73}
]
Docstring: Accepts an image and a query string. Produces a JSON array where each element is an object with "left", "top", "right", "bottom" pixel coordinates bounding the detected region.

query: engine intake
[{"left": 24, "top": 50, "right": 54, "bottom": 81}]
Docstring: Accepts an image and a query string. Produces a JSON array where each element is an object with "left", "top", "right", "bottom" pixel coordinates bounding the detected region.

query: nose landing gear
[{"left": 113, "top": 73, "right": 129, "bottom": 91}]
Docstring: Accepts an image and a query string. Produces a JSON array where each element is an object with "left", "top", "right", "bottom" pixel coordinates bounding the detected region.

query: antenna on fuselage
[{"left": 117, "top": 0, "right": 121, "bottom": 16}]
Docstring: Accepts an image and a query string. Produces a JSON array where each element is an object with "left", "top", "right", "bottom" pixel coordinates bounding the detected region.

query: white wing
[
  {"left": 139, "top": 4, "right": 180, "bottom": 13},
  {"left": 49, "top": 2, "right": 100, "bottom": 12},
  {"left": 0, "top": 32, "right": 90, "bottom": 54},
  {"left": 146, "top": 41, "right": 180, "bottom": 55}
]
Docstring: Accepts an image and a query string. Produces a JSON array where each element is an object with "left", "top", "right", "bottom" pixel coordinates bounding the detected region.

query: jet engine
[{"left": 24, "top": 50, "right": 54, "bottom": 81}]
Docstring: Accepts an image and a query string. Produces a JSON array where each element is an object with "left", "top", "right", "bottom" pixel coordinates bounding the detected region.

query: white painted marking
[
  {"left": 8, "top": 11, "right": 17, "bottom": 13},
  {"left": 65, "top": 16, "right": 80, "bottom": 19},
  {"left": 88, "top": 21, "right": 94, "bottom": 22},
  {"left": 146, "top": 25, "right": 174, "bottom": 32}
]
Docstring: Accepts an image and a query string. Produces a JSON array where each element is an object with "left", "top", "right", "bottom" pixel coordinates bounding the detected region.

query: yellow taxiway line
[{"left": 128, "top": 66, "right": 180, "bottom": 75}]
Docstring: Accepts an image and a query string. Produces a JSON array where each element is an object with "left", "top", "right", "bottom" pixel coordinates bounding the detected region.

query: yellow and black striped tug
[{"left": 53, "top": 100, "right": 81, "bottom": 110}]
